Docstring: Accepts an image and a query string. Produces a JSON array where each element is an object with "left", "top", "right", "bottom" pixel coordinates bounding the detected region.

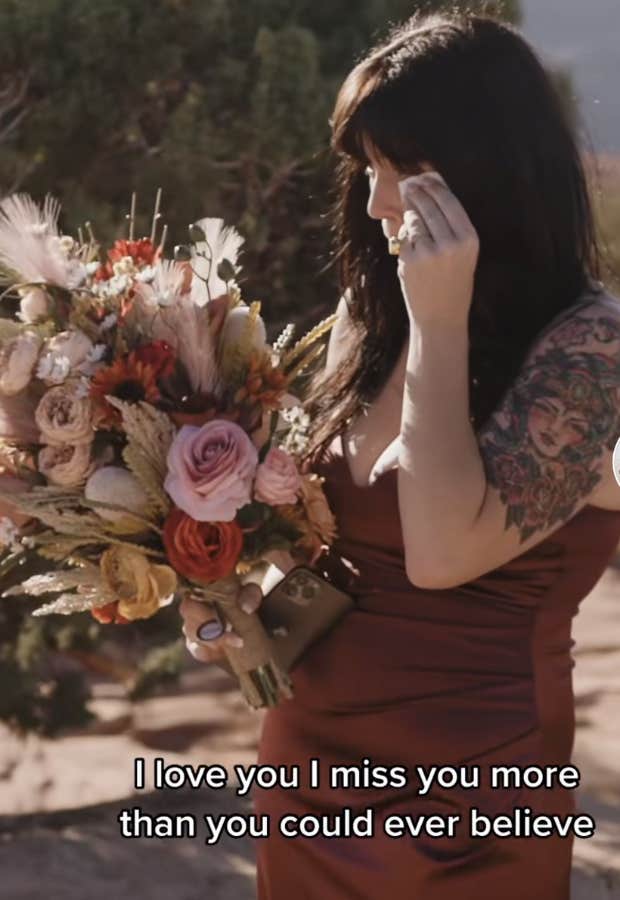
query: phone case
[{"left": 214, "top": 565, "right": 355, "bottom": 679}]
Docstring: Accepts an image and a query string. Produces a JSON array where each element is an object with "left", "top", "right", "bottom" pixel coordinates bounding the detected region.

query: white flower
[
  {"left": 134, "top": 260, "right": 186, "bottom": 308},
  {"left": 18, "top": 287, "right": 49, "bottom": 323},
  {"left": 272, "top": 322, "right": 295, "bottom": 354},
  {"left": 219, "top": 304, "right": 267, "bottom": 354},
  {"left": 281, "top": 406, "right": 310, "bottom": 429},
  {"left": 0, "top": 331, "right": 41, "bottom": 395},
  {"left": 62, "top": 258, "right": 88, "bottom": 289},
  {"left": 135, "top": 265, "right": 156, "bottom": 284},
  {"left": 37, "top": 330, "right": 93, "bottom": 385},
  {"left": 189, "top": 218, "right": 244, "bottom": 306},
  {"left": 85, "top": 466, "right": 150, "bottom": 522},
  {"left": 36, "top": 353, "right": 71, "bottom": 385},
  {"left": 100, "top": 313, "right": 117, "bottom": 331},
  {"left": 74, "top": 377, "right": 91, "bottom": 400},
  {"left": 49, "top": 234, "right": 76, "bottom": 256},
  {"left": 47, "top": 329, "right": 92, "bottom": 367},
  {"left": 85, "top": 261, "right": 101, "bottom": 276},
  {"left": 0, "top": 194, "right": 85, "bottom": 289},
  {"left": 92, "top": 275, "right": 130, "bottom": 299},
  {"left": 76, "top": 342, "right": 107, "bottom": 378},
  {"left": 85, "top": 343, "right": 106, "bottom": 364},
  {"left": 112, "top": 255, "right": 137, "bottom": 277}
]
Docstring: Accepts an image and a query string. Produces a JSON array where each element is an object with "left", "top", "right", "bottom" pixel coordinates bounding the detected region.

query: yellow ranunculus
[{"left": 100, "top": 545, "right": 177, "bottom": 621}]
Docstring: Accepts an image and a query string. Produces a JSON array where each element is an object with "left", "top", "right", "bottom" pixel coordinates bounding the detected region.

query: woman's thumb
[{"left": 239, "top": 582, "right": 263, "bottom": 615}]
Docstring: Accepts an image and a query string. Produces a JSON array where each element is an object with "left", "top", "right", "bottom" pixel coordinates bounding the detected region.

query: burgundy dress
[{"left": 252, "top": 436, "right": 620, "bottom": 899}]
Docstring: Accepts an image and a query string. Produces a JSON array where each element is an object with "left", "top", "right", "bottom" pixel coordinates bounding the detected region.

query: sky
[{"left": 521, "top": 0, "right": 620, "bottom": 153}]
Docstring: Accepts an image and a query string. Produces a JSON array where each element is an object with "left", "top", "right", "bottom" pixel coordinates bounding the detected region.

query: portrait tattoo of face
[{"left": 478, "top": 311, "right": 620, "bottom": 542}]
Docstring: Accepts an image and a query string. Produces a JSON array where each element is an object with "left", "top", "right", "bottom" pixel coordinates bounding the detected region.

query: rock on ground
[{"left": 1, "top": 562, "right": 619, "bottom": 899}]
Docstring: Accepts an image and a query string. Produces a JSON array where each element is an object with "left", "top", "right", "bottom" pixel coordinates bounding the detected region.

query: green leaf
[
  {"left": 189, "top": 223, "right": 207, "bottom": 243},
  {"left": 217, "top": 258, "right": 236, "bottom": 283},
  {"left": 173, "top": 244, "right": 192, "bottom": 262}
]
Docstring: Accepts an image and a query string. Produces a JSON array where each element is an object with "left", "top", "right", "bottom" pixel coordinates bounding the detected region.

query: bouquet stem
[{"left": 191, "top": 574, "right": 294, "bottom": 710}]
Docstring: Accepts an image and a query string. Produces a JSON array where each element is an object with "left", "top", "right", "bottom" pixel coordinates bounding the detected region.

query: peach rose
[
  {"left": 163, "top": 507, "right": 243, "bottom": 582},
  {"left": 38, "top": 442, "right": 94, "bottom": 487},
  {"left": 35, "top": 382, "right": 93, "bottom": 445},
  {"left": 253, "top": 447, "right": 301, "bottom": 506},
  {"left": 100, "top": 545, "right": 177, "bottom": 621}
]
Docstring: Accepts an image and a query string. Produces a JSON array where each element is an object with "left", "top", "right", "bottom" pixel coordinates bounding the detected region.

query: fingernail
[
  {"left": 226, "top": 634, "right": 244, "bottom": 649},
  {"left": 197, "top": 619, "right": 224, "bottom": 642},
  {"left": 241, "top": 597, "right": 258, "bottom": 614}
]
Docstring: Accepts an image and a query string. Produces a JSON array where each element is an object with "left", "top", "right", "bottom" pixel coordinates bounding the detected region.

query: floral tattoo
[{"left": 479, "top": 310, "right": 620, "bottom": 543}]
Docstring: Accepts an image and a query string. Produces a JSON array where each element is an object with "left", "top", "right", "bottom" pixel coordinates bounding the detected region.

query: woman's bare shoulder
[
  {"left": 323, "top": 291, "right": 358, "bottom": 378},
  {"left": 534, "top": 283, "right": 620, "bottom": 347}
]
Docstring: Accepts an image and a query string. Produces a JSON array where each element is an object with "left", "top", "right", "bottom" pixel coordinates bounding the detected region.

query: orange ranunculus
[
  {"left": 163, "top": 507, "right": 243, "bottom": 583},
  {"left": 90, "top": 601, "right": 131, "bottom": 625}
]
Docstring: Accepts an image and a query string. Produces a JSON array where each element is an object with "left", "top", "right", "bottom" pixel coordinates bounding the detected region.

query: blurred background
[{"left": 0, "top": 1, "right": 618, "bottom": 898}]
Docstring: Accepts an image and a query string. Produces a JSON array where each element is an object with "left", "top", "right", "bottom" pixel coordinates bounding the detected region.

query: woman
[{"left": 180, "top": 10, "right": 620, "bottom": 898}]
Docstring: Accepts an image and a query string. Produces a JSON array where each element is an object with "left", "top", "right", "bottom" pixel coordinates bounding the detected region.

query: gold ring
[{"left": 388, "top": 236, "right": 402, "bottom": 256}]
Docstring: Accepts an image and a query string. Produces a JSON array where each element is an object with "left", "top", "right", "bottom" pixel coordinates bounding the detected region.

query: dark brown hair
[{"left": 301, "top": 7, "right": 602, "bottom": 467}]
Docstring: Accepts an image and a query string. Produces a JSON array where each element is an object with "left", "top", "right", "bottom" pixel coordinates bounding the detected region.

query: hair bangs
[{"left": 331, "top": 63, "right": 428, "bottom": 173}]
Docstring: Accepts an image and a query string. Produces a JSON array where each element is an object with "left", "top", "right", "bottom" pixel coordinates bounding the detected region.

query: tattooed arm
[{"left": 397, "top": 302, "right": 620, "bottom": 588}]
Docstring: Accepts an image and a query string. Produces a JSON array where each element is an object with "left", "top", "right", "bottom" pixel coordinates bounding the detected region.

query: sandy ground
[{"left": 1, "top": 561, "right": 619, "bottom": 899}]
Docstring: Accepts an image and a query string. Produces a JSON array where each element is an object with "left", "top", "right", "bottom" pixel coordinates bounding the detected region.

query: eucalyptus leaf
[{"left": 217, "top": 258, "right": 236, "bottom": 283}]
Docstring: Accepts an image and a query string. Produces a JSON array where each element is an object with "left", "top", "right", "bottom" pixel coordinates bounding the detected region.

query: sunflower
[{"left": 91, "top": 353, "right": 160, "bottom": 426}]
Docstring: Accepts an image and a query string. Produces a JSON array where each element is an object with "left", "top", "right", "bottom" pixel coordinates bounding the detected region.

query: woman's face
[{"left": 363, "top": 140, "right": 434, "bottom": 244}]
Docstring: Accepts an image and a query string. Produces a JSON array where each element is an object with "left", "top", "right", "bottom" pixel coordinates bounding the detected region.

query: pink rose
[
  {"left": 164, "top": 419, "right": 258, "bottom": 522},
  {"left": 254, "top": 447, "right": 301, "bottom": 506}
]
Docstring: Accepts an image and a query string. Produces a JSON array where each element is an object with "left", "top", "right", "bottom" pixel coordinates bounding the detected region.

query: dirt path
[{"left": 1, "top": 563, "right": 619, "bottom": 899}]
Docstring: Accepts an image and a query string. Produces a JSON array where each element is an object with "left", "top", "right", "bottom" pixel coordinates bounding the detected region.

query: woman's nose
[
  {"left": 366, "top": 179, "right": 402, "bottom": 224},
  {"left": 366, "top": 181, "right": 390, "bottom": 221}
]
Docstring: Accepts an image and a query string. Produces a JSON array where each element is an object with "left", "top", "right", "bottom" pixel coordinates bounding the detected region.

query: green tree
[
  {"left": 0, "top": 0, "right": 522, "bottom": 334},
  {"left": 0, "top": 0, "right": 524, "bottom": 734}
]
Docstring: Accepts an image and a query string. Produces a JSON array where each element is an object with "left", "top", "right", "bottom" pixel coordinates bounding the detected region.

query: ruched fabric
[{"left": 253, "top": 440, "right": 620, "bottom": 899}]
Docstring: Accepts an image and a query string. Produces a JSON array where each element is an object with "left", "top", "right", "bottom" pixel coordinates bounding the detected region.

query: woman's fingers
[
  {"left": 179, "top": 584, "right": 264, "bottom": 664},
  {"left": 413, "top": 173, "right": 476, "bottom": 237},
  {"left": 399, "top": 178, "right": 454, "bottom": 244},
  {"left": 179, "top": 595, "right": 213, "bottom": 632},
  {"left": 239, "top": 582, "right": 263, "bottom": 615}
]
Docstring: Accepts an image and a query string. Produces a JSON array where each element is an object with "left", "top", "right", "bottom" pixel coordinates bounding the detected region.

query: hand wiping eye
[
  {"left": 398, "top": 171, "right": 447, "bottom": 201},
  {"left": 393, "top": 168, "right": 479, "bottom": 328}
]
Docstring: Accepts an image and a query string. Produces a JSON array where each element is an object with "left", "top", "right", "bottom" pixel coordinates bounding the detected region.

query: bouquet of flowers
[{"left": 0, "top": 191, "right": 339, "bottom": 709}]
